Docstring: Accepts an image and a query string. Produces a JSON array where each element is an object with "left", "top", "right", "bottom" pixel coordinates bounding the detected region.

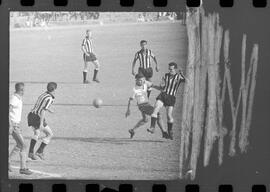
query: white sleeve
[
  {"left": 145, "top": 81, "right": 153, "bottom": 88},
  {"left": 10, "top": 95, "right": 18, "bottom": 107},
  {"left": 131, "top": 88, "right": 136, "bottom": 100}
]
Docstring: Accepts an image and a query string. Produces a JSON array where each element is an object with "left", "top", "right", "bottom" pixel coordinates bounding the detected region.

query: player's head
[
  {"left": 47, "top": 82, "right": 57, "bottom": 95},
  {"left": 140, "top": 40, "right": 147, "bottom": 50},
  {"left": 168, "top": 62, "right": 178, "bottom": 75},
  {"left": 86, "top": 29, "right": 92, "bottom": 38},
  {"left": 15, "top": 82, "right": 24, "bottom": 96},
  {"left": 135, "top": 73, "right": 145, "bottom": 86}
]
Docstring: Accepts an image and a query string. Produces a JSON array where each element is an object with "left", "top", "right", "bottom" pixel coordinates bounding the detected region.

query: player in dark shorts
[
  {"left": 132, "top": 40, "right": 159, "bottom": 98},
  {"left": 125, "top": 73, "right": 169, "bottom": 139},
  {"left": 81, "top": 29, "right": 100, "bottom": 83},
  {"left": 148, "top": 62, "right": 186, "bottom": 140},
  {"left": 28, "top": 82, "right": 57, "bottom": 160}
]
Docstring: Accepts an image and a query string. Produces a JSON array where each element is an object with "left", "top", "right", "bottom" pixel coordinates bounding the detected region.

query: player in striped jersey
[
  {"left": 27, "top": 82, "right": 57, "bottom": 160},
  {"left": 148, "top": 62, "right": 185, "bottom": 140},
  {"left": 132, "top": 40, "right": 159, "bottom": 98},
  {"left": 81, "top": 29, "right": 100, "bottom": 84},
  {"left": 125, "top": 73, "right": 169, "bottom": 139}
]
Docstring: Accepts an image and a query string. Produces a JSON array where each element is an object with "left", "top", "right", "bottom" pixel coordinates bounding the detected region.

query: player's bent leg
[
  {"left": 83, "top": 62, "right": 90, "bottom": 83},
  {"left": 11, "top": 129, "right": 32, "bottom": 174},
  {"left": 150, "top": 100, "right": 164, "bottom": 130},
  {"left": 167, "top": 106, "right": 174, "bottom": 140},
  {"left": 36, "top": 125, "right": 53, "bottom": 160},
  {"left": 129, "top": 113, "right": 147, "bottom": 139},
  {"left": 146, "top": 77, "right": 152, "bottom": 98},
  {"left": 157, "top": 113, "right": 169, "bottom": 139},
  {"left": 9, "top": 131, "right": 20, "bottom": 160},
  {"left": 92, "top": 60, "right": 100, "bottom": 83},
  {"left": 28, "top": 127, "right": 40, "bottom": 160}
]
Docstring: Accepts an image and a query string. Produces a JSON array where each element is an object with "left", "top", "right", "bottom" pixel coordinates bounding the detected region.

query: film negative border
[
  {"left": 1, "top": 0, "right": 270, "bottom": 192},
  {"left": 0, "top": 0, "right": 269, "bottom": 8},
  {"left": 8, "top": 183, "right": 270, "bottom": 192}
]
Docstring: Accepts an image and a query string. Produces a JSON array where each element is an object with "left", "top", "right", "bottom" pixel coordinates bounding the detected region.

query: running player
[
  {"left": 9, "top": 82, "right": 32, "bottom": 175},
  {"left": 81, "top": 29, "right": 100, "bottom": 83},
  {"left": 28, "top": 82, "right": 57, "bottom": 160},
  {"left": 132, "top": 40, "right": 159, "bottom": 98},
  {"left": 125, "top": 73, "right": 169, "bottom": 139},
  {"left": 148, "top": 62, "right": 185, "bottom": 140}
]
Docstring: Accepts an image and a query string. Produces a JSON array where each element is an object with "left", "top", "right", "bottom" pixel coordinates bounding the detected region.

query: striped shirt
[
  {"left": 162, "top": 73, "right": 185, "bottom": 96},
  {"left": 82, "top": 37, "right": 93, "bottom": 53},
  {"left": 31, "top": 92, "right": 55, "bottom": 116},
  {"left": 134, "top": 49, "right": 155, "bottom": 69}
]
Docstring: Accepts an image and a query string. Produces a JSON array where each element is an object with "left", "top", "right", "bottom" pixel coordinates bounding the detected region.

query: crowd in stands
[{"left": 10, "top": 12, "right": 185, "bottom": 28}]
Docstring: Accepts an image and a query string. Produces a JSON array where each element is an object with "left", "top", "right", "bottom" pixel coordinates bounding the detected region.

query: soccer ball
[{"left": 93, "top": 98, "right": 103, "bottom": 108}]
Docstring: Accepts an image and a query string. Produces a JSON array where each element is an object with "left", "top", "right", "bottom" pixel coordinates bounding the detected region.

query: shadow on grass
[{"left": 24, "top": 136, "right": 166, "bottom": 145}]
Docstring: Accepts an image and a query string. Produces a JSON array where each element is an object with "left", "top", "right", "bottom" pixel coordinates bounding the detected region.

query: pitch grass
[{"left": 9, "top": 21, "right": 187, "bottom": 179}]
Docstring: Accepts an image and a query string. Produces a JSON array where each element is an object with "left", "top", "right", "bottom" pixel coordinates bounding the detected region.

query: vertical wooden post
[
  {"left": 213, "top": 15, "right": 225, "bottom": 166},
  {"left": 179, "top": 8, "right": 197, "bottom": 179},
  {"left": 203, "top": 14, "right": 218, "bottom": 167},
  {"left": 239, "top": 44, "right": 259, "bottom": 152},
  {"left": 189, "top": 7, "right": 206, "bottom": 180},
  {"left": 238, "top": 34, "right": 248, "bottom": 152}
]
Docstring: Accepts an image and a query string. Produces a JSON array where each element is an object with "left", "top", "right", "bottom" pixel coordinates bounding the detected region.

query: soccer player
[
  {"left": 81, "top": 29, "right": 100, "bottom": 84},
  {"left": 148, "top": 62, "right": 185, "bottom": 140},
  {"left": 28, "top": 82, "right": 57, "bottom": 160},
  {"left": 9, "top": 82, "right": 32, "bottom": 175},
  {"left": 125, "top": 73, "right": 169, "bottom": 139},
  {"left": 132, "top": 40, "right": 159, "bottom": 98}
]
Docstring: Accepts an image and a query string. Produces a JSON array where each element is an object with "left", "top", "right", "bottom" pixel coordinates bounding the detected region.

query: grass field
[{"left": 9, "top": 21, "right": 187, "bottom": 180}]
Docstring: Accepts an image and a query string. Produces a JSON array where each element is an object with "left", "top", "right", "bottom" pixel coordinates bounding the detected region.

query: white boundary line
[{"left": 11, "top": 166, "right": 62, "bottom": 178}]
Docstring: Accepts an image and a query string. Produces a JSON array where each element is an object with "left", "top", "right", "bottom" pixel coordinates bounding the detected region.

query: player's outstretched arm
[
  {"left": 152, "top": 84, "right": 162, "bottom": 91},
  {"left": 179, "top": 70, "right": 187, "bottom": 82},
  {"left": 47, "top": 108, "right": 54, "bottom": 114},
  {"left": 125, "top": 97, "right": 133, "bottom": 118},
  {"left": 152, "top": 56, "right": 159, "bottom": 72},
  {"left": 132, "top": 53, "right": 138, "bottom": 76}
]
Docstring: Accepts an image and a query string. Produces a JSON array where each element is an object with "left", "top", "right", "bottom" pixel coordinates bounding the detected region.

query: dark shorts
[
  {"left": 156, "top": 92, "right": 176, "bottom": 107},
  {"left": 83, "top": 52, "right": 97, "bottom": 62},
  {"left": 27, "top": 112, "right": 47, "bottom": 129},
  {"left": 138, "top": 103, "right": 154, "bottom": 116},
  {"left": 138, "top": 67, "right": 153, "bottom": 79}
]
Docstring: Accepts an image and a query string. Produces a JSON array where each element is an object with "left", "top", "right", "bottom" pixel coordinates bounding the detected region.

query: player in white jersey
[
  {"left": 9, "top": 82, "right": 32, "bottom": 175},
  {"left": 125, "top": 73, "right": 169, "bottom": 139}
]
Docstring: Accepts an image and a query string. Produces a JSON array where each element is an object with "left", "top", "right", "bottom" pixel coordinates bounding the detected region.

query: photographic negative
[
  {"left": 9, "top": 11, "right": 187, "bottom": 179},
  {"left": 7, "top": 7, "right": 270, "bottom": 186}
]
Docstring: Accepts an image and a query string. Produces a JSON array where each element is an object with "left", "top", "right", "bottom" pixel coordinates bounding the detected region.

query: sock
[
  {"left": 83, "top": 72, "right": 87, "bottom": 82},
  {"left": 20, "top": 152, "right": 27, "bottom": 169},
  {"left": 93, "top": 69, "right": 98, "bottom": 80},
  {"left": 150, "top": 117, "right": 157, "bottom": 128},
  {"left": 29, "top": 139, "right": 37, "bottom": 154},
  {"left": 168, "top": 122, "right": 173, "bottom": 135},
  {"left": 147, "top": 90, "right": 151, "bottom": 98},
  {"left": 36, "top": 142, "right": 47, "bottom": 154}
]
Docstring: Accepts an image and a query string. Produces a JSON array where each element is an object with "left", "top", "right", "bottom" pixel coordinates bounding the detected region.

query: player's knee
[
  {"left": 95, "top": 62, "right": 100, "bottom": 70},
  {"left": 157, "top": 113, "right": 161, "bottom": 119},
  {"left": 143, "top": 117, "right": 149, "bottom": 123},
  {"left": 49, "top": 132, "right": 54, "bottom": 139},
  {"left": 151, "top": 113, "right": 158, "bottom": 118},
  {"left": 32, "top": 134, "right": 39, "bottom": 141},
  {"left": 21, "top": 142, "right": 27, "bottom": 152},
  {"left": 167, "top": 115, "right": 174, "bottom": 123},
  {"left": 46, "top": 131, "right": 53, "bottom": 139}
]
